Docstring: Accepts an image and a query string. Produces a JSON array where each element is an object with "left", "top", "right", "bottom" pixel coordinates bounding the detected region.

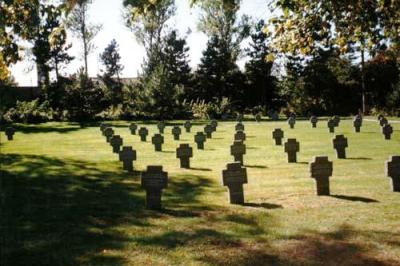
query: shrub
[{"left": 3, "top": 99, "right": 56, "bottom": 123}]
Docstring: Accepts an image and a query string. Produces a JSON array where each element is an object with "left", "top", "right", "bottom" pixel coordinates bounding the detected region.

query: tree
[
  {"left": 67, "top": 0, "right": 102, "bottom": 76},
  {"left": 99, "top": 39, "right": 124, "bottom": 79},
  {"left": 244, "top": 20, "right": 277, "bottom": 108},
  {"left": 269, "top": 0, "right": 400, "bottom": 113},
  {"left": 48, "top": 25, "right": 74, "bottom": 81}
]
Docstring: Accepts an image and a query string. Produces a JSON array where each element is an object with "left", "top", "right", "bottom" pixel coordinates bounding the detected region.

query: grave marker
[
  {"left": 152, "top": 134, "right": 164, "bottom": 151},
  {"left": 222, "top": 162, "right": 248, "bottom": 204},
  {"left": 353, "top": 117, "right": 362, "bottom": 133},
  {"left": 327, "top": 119, "right": 335, "bottom": 133},
  {"left": 230, "top": 140, "right": 246, "bottom": 165},
  {"left": 100, "top": 123, "right": 110, "bottom": 134},
  {"left": 332, "top": 135, "right": 348, "bottom": 159},
  {"left": 385, "top": 156, "right": 400, "bottom": 192},
  {"left": 129, "top": 123, "right": 138, "bottom": 135},
  {"left": 234, "top": 130, "right": 246, "bottom": 142},
  {"left": 272, "top": 128, "right": 284, "bottom": 145},
  {"left": 288, "top": 116, "right": 296, "bottom": 129},
  {"left": 5, "top": 127, "right": 15, "bottom": 140},
  {"left": 157, "top": 121, "right": 165, "bottom": 134},
  {"left": 211, "top": 120, "right": 218, "bottom": 131},
  {"left": 235, "top": 122, "right": 244, "bottom": 132},
  {"left": 255, "top": 113, "right": 261, "bottom": 122},
  {"left": 310, "top": 116, "right": 318, "bottom": 128},
  {"left": 104, "top": 127, "right": 114, "bottom": 142},
  {"left": 310, "top": 156, "right": 333, "bottom": 196},
  {"left": 204, "top": 124, "right": 213, "bottom": 138},
  {"left": 332, "top": 115, "right": 340, "bottom": 127},
  {"left": 184, "top": 121, "right": 192, "bottom": 133},
  {"left": 382, "top": 124, "right": 393, "bottom": 140},
  {"left": 110, "top": 135, "right": 123, "bottom": 153},
  {"left": 194, "top": 132, "right": 206, "bottom": 149},
  {"left": 141, "top": 166, "right": 168, "bottom": 210},
  {"left": 138, "top": 127, "right": 148, "bottom": 142},
  {"left": 172, "top": 126, "right": 182, "bottom": 140},
  {"left": 119, "top": 146, "right": 137, "bottom": 172},
  {"left": 284, "top": 138, "right": 300, "bottom": 163},
  {"left": 176, "top": 144, "right": 193, "bottom": 168},
  {"left": 379, "top": 117, "right": 388, "bottom": 127}
]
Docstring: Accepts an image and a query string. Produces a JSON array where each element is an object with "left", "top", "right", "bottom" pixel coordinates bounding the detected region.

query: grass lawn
[{"left": 1, "top": 118, "right": 400, "bottom": 265}]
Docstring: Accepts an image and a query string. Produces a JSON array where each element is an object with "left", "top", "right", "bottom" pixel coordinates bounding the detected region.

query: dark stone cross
[
  {"left": 172, "top": 126, "right": 182, "bottom": 140},
  {"left": 382, "top": 124, "right": 393, "bottom": 140},
  {"left": 222, "top": 162, "right": 248, "bottom": 205},
  {"left": 194, "top": 132, "right": 206, "bottom": 149},
  {"left": 141, "top": 166, "right": 168, "bottom": 210},
  {"left": 211, "top": 120, "right": 218, "bottom": 131},
  {"left": 104, "top": 127, "right": 114, "bottom": 143},
  {"left": 110, "top": 135, "right": 123, "bottom": 153},
  {"left": 255, "top": 114, "right": 261, "bottom": 122},
  {"left": 157, "top": 121, "right": 165, "bottom": 134},
  {"left": 353, "top": 117, "right": 362, "bottom": 133},
  {"left": 284, "top": 138, "right": 300, "bottom": 163},
  {"left": 138, "top": 127, "right": 148, "bottom": 142},
  {"left": 327, "top": 119, "right": 336, "bottom": 133},
  {"left": 379, "top": 117, "right": 388, "bottom": 127},
  {"left": 385, "top": 156, "right": 400, "bottom": 192},
  {"left": 152, "top": 134, "right": 164, "bottom": 151},
  {"left": 272, "top": 128, "right": 284, "bottom": 145},
  {"left": 377, "top": 114, "right": 384, "bottom": 121},
  {"left": 5, "top": 127, "right": 15, "bottom": 140},
  {"left": 288, "top": 116, "right": 296, "bottom": 129},
  {"left": 332, "top": 135, "right": 348, "bottom": 159},
  {"left": 310, "top": 116, "right": 318, "bottom": 128},
  {"left": 100, "top": 123, "right": 110, "bottom": 134},
  {"left": 234, "top": 130, "right": 246, "bottom": 142},
  {"left": 230, "top": 140, "right": 246, "bottom": 165},
  {"left": 129, "top": 123, "right": 138, "bottom": 135},
  {"left": 184, "top": 121, "right": 192, "bottom": 133},
  {"left": 310, "top": 156, "right": 333, "bottom": 196},
  {"left": 235, "top": 122, "right": 244, "bottom": 132},
  {"left": 176, "top": 144, "right": 193, "bottom": 168},
  {"left": 119, "top": 146, "right": 136, "bottom": 172},
  {"left": 204, "top": 124, "right": 213, "bottom": 138},
  {"left": 332, "top": 115, "right": 340, "bottom": 127}
]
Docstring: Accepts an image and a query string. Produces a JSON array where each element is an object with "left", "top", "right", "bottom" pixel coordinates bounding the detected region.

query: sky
[{"left": 10, "top": 0, "right": 271, "bottom": 86}]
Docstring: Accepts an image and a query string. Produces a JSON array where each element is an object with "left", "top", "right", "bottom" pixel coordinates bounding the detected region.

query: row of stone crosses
[{"left": 97, "top": 114, "right": 398, "bottom": 210}]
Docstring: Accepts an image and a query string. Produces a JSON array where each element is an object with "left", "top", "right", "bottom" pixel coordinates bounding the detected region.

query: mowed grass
[{"left": 1, "top": 118, "right": 400, "bottom": 266}]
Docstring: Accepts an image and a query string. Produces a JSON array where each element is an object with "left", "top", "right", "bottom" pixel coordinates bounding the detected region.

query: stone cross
[
  {"left": 235, "top": 122, "right": 244, "bottom": 132},
  {"left": 157, "top": 121, "right": 165, "bottom": 134},
  {"left": 184, "top": 121, "right": 192, "bottom": 133},
  {"left": 172, "top": 126, "right": 182, "bottom": 140},
  {"left": 236, "top": 113, "right": 243, "bottom": 122},
  {"left": 327, "top": 119, "right": 335, "bottom": 133},
  {"left": 288, "top": 116, "right": 296, "bottom": 129},
  {"left": 119, "top": 146, "right": 136, "bottom": 172},
  {"left": 204, "top": 124, "right": 213, "bottom": 138},
  {"left": 138, "top": 127, "right": 148, "bottom": 141},
  {"left": 272, "top": 128, "right": 284, "bottom": 145},
  {"left": 332, "top": 115, "right": 340, "bottom": 127},
  {"left": 152, "top": 134, "right": 164, "bottom": 151},
  {"left": 176, "top": 144, "right": 193, "bottom": 168},
  {"left": 379, "top": 117, "right": 388, "bottom": 127},
  {"left": 377, "top": 114, "right": 384, "bottom": 121},
  {"left": 230, "top": 140, "right": 246, "bottom": 165},
  {"left": 332, "top": 135, "right": 348, "bottom": 159},
  {"left": 310, "top": 116, "right": 318, "bottom": 128},
  {"left": 129, "top": 123, "right": 138, "bottom": 135},
  {"left": 211, "top": 120, "right": 218, "bottom": 131},
  {"left": 110, "top": 135, "right": 123, "bottom": 153},
  {"left": 194, "top": 132, "right": 206, "bottom": 149},
  {"left": 100, "top": 123, "right": 110, "bottom": 134},
  {"left": 385, "top": 156, "right": 400, "bottom": 192},
  {"left": 382, "top": 124, "right": 393, "bottom": 140},
  {"left": 104, "top": 127, "right": 114, "bottom": 143},
  {"left": 141, "top": 166, "right": 168, "bottom": 210},
  {"left": 310, "top": 156, "right": 333, "bottom": 196},
  {"left": 5, "top": 127, "right": 15, "bottom": 140},
  {"left": 284, "top": 138, "right": 300, "bottom": 163},
  {"left": 355, "top": 114, "right": 363, "bottom": 122},
  {"left": 353, "top": 117, "right": 362, "bottom": 133},
  {"left": 255, "top": 114, "right": 261, "bottom": 122},
  {"left": 222, "top": 162, "right": 248, "bottom": 204},
  {"left": 234, "top": 130, "right": 246, "bottom": 142}
]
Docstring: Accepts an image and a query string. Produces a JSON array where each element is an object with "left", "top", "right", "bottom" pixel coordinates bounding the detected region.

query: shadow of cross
[
  {"left": 272, "top": 128, "right": 284, "bottom": 145},
  {"left": 204, "top": 124, "right": 213, "bottom": 138},
  {"left": 157, "top": 121, "right": 165, "bottom": 134},
  {"left": 382, "top": 124, "right": 393, "bottom": 140},
  {"left": 110, "top": 135, "right": 123, "bottom": 154},
  {"left": 5, "top": 127, "right": 16, "bottom": 140},
  {"left": 234, "top": 130, "right": 246, "bottom": 142},
  {"left": 194, "top": 132, "right": 206, "bottom": 150},
  {"left": 129, "top": 123, "right": 138, "bottom": 135},
  {"left": 222, "top": 162, "right": 248, "bottom": 205},
  {"left": 310, "top": 156, "right": 333, "bottom": 196},
  {"left": 176, "top": 144, "right": 193, "bottom": 168},
  {"left": 385, "top": 156, "right": 400, "bottom": 192},
  {"left": 172, "top": 126, "right": 182, "bottom": 140},
  {"left": 152, "top": 134, "right": 164, "bottom": 152},
  {"left": 288, "top": 116, "right": 296, "bottom": 129},
  {"left": 235, "top": 122, "right": 244, "bottom": 132},
  {"left": 138, "top": 127, "right": 148, "bottom": 142},
  {"left": 327, "top": 119, "right": 336, "bottom": 133},
  {"left": 310, "top": 116, "right": 318, "bottom": 128},
  {"left": 353, "top": 117, "right": 362, "bottom": 133},
  {"left": 230, "top": 140, "right": 246, "bottom": 165},
  {"left": 332, "top": 135, "right": 348, "bottom": 159},
  {"left": 104, "top": 127, "right": 114, "bottom": 143},
  {"left": 141, "top": 165, "right": 168, "bottom": 210},
  {"left": 184, "top": 121, "right": 192, "bottom": 133},
  {"left": 284, "top": 138, "right": 299, "bottom": 163},
  {"left": 119, "top": 146, "right": 137, "bottom": 172}
]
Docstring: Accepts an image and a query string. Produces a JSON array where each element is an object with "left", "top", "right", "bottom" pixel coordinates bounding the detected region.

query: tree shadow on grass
[
  {"left": 245, "top": 164, "right": 268, "bottom": 169},
  {"left": 330, "top": 194, "right": 379, "bottom": 203},
  {"left": 3, "top": 124, "right": 84, "bottom": 134},
  {"left": 347, "top": 157, "right": 372, "bottom": 160},
  {"left": 243, "top": 202, "right": 283, "bottom": 209}
]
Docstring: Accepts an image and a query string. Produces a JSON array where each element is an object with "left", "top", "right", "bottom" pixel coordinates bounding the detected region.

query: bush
[
  {"left": 190, "top": 97, "right": 234, "bottom": 119},
  {"left": 3, "top": 99, "right": 57, "bottom": 123}
]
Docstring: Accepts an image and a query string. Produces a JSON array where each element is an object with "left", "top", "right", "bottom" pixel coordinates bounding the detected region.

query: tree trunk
[{"left": 361, "top": 49, "right": 366, "bottom": 114}]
